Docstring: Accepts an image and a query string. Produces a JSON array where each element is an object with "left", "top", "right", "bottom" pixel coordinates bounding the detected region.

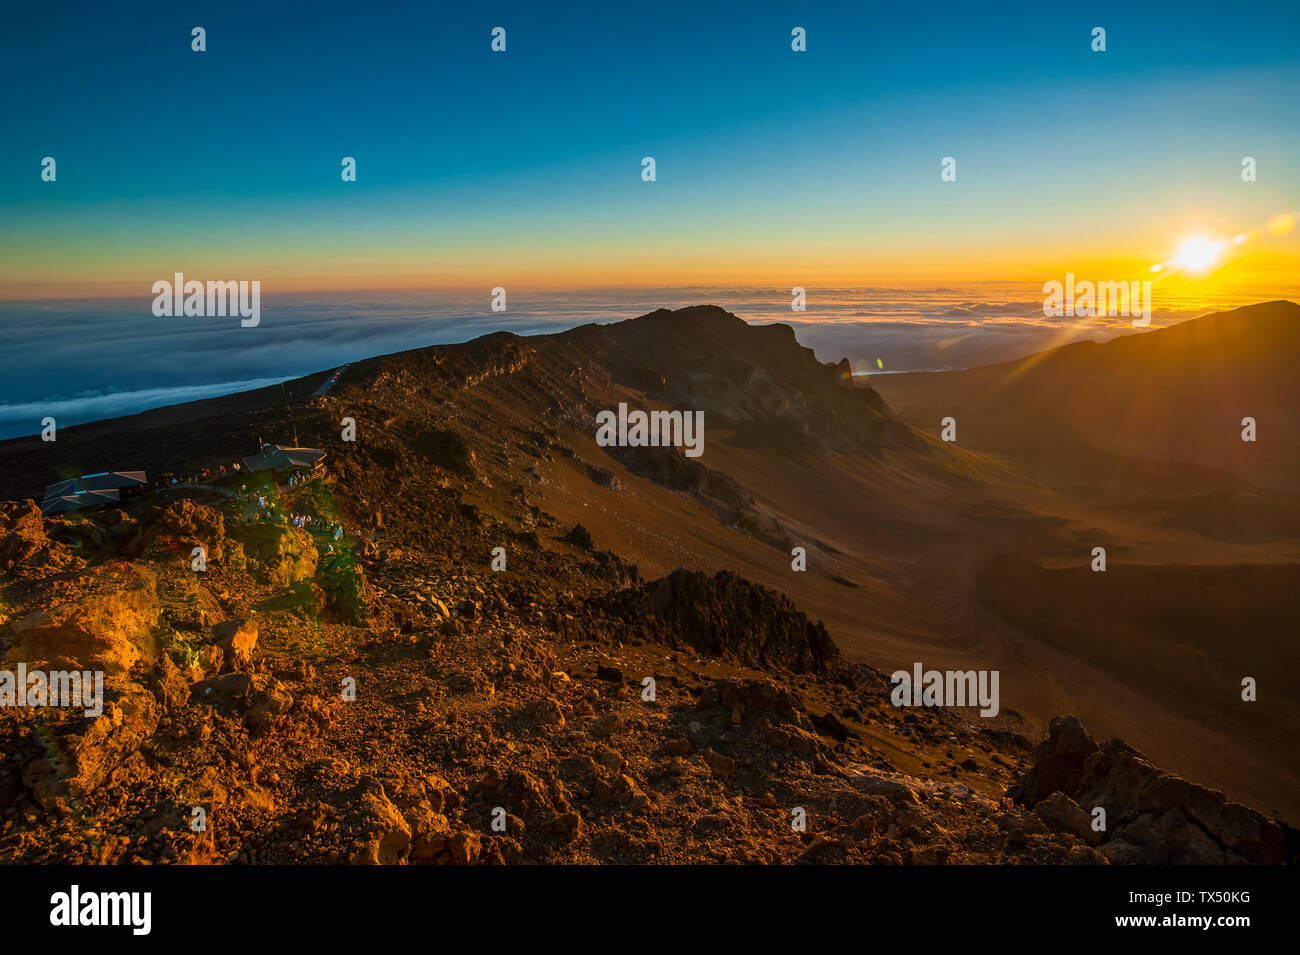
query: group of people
[
  {"left": 155, "top": 463, "right": 242, "bottom": 491},
  {"left": 277, "top": 510, "right": 346, "bottom": 542},
  {"left": 240, "top": 493, "right": 345, "bottom": 541},
  {"left": 234, "top": 484, "right": 263, "bottom": 503},
  {"left": 232, "top": 498, "right": 277, "bottom": 524}
]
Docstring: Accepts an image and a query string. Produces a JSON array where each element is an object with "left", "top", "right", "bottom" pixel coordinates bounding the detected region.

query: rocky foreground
[{"left": 1, "top": 487, "right": 1293, "bottom": 865}]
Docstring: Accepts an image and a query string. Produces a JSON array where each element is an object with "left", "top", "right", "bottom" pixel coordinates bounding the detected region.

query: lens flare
[{"left": 1171, "top": 235, "right": 1227, "bottom": 274}]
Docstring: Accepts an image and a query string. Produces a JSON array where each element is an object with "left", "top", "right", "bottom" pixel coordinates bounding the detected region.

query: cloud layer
[{"left": 0, "top": 285, "right": 1243, "bottom": 439}]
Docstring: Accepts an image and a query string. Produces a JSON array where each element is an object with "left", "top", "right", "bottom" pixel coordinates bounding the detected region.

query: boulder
[
  {"left": 196, "top": 644, "right": 224, "bottom": 678},
  {"left": 476, "top": 767, "right": 566, "bottom": 819},
  {"left": 214, "top": 618, "right": 258, "bottom": 669},
  {"left": 1103, "top": 808, "right": 1231, "bottom": 865},
  {"left": 702, "top": 749, "right": 736, "bottom": 780},
  {"left": 603, "top": 570, "right": 839, "bottom": 673},
  {"left": 23, "top": 683, "right": 160, "bottom": 805},
  {"left": 1033, "top": 791, "right": 1100, "bottom": 845},
  {"left": 131, "top": 499, "right": 227, "bottom": 562},
  {"left": 543, "top": 811, "right": 583, "bottom": 843},
  {"left": 0, "top": 500, "right": 78, "bottom": 576},
  {"left": 4, "top": 565, "right": 159, "bottom": 673},
  {"left": 340, "top": 778, "right": 411, "bottom": 865},
  {"left": 521, "top": 695, "right": 565, "bottom": 731},
  {"left": 148, "top": 653, "right": 192, "bottom": 711},
  {"left": 590, "top": 712, "right": 622, "bottom": 739},
  {"left": 709, "top": 678, "right": 802, "bottom": 722},
  {"left": 1076, "top": 739, "right": 1285, "bottom": 865},
  {"left": 1008, "top": 715, "right": 1098, "bottom": 806},
  {"left": 190, "top": 672, "right": 294, "bottom": 733},
  {"left": 850, "top": 768, "right": 922, "bottom": 805},
  {"left": 1012, "top": 715, "right": 1287, "bottom": 864},
  {"left": 228, "top": 523, "right": 318, "bottom": 588}
]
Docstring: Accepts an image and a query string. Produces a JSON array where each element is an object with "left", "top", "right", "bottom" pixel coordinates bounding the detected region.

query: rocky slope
[{"left": 0, "top": 306, "right": 1294, "bottom": 864}]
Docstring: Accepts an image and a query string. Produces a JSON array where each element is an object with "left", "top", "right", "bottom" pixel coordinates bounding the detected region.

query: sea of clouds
[{"left": 0, "top": 285, "right": 1254, "bottom": 440}]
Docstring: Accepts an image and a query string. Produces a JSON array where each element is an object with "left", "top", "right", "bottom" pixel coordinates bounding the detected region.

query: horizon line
[{"left": 4, "top": 279, "right": 1300, "bottom": 305}]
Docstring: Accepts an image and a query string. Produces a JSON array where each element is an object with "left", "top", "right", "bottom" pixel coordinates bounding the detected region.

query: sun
[{"left": 1171, "top": 235, "right": 1227, "bottom": 274}]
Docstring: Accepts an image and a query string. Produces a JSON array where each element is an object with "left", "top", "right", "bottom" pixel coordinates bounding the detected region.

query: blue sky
[{"left": 2, "top": 0, "right": 1297, "bottom": 291}]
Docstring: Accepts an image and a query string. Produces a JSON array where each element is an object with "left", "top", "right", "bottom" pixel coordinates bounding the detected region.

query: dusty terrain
[{"left": 0, "top": 303, "right": 1295, "bottom": 864}]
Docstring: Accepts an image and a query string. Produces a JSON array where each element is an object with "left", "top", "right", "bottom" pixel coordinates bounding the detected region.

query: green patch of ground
[
  {"left": 257, "top": 615, "right": 352, "bottom": 661},
  {"left": 157, "top": 628, "right": 207, "bottom": 679},
  {"left": 318, "top": 549, "right": 368, "bottom": 624},
  {"left": 255, "top": 578, "right": 322, "bottom": 619}
]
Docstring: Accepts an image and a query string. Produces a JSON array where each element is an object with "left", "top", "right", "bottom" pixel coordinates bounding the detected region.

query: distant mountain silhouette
[{"left": 878, "top": 300, "right": 1300, "bottom": 493}]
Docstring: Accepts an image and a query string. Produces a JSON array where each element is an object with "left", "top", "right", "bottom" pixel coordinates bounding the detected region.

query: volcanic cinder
[{"left": 0, "top": 302, "right": 1295, "bottom": 865}]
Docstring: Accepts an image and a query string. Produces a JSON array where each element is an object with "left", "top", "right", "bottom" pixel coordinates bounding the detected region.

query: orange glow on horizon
[{"left": 1, "top": 215, "right": 1295, "bottom": 301}]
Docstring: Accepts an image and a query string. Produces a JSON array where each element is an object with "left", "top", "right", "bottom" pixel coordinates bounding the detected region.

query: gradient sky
[{"left": 2, "top": 0, "right": 1298, "bottom": 295}]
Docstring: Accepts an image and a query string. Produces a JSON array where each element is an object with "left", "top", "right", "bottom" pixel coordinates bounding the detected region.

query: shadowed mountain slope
[{"left": 876, "top": 300, "right": 1300, "bottom": 494}]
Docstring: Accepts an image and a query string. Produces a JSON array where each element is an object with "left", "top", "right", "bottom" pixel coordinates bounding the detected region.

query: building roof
[
  {"left": 40, "top": 489, "right": 122, "bottom": 515},
  {"left": 241, "top": 445, "right": 327, "bottom": 473},
  {"left": 42, "top": 470, "right": 147, "bottom": 501}
]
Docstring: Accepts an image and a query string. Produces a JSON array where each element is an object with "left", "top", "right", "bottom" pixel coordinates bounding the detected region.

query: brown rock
[
  {"left": 24, "top": 683, "right": 160, "bottom": 804},
  {"left": 190, "top": 672, "right": 293, "bottom": 733},
  {"left": 5, "top": 565, "right": 159, "bottom": 673},
  {"left": 593, "top": 746, "right": 625, "bottom": 773},
  {"left": 447, "top": 831, "right": 482, "bottom": 865},
  {"left": 214, "top": 618, "right": 258, "bottom": 670},
  {"left": 1034, "top": 791, "right": 1100, "bottom": 845},
  {"left": 850, "top": 769, "right": 922, "bottom": 805},
  {"left": 703, "top": 749, "right": 736, "bottom": 780},
  {"left": 343, "top": 779, "right": 411, "bottom": 865},
  {"left": 0, "top": 501, "right": 77, "bottom": 575},
  {"left": 590, "top": 712, "right": 622, "bottom": 738},
  {"left": 604, "top": 571, "right": 839, "bottom": 673},
  {"left": 131, "top": 499, "right": 227, "bottom": 563},
  {"left": 1009, "top": 715, "right": 1098, "bottom": 807},
  {"left": 196, "top": 644, "right": 224, "bottom": 678},
  {"left": 522, "top": 695, "right": 565, "bottom": 730},
  {"left": 1013, "top": 717, "right": 1286, "bottom": 865},
  {"left": 150, "top": 653, "right": 191, "bottom": 710},
  {"left": 477, "top": 767, "right": 563, "bottom": 818},
  {"left": 543, "top": 811, "right": 583, "bottom": 843},
  {"left": 1078, "top": 739, "right": 1285, "bottom": 864}
]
